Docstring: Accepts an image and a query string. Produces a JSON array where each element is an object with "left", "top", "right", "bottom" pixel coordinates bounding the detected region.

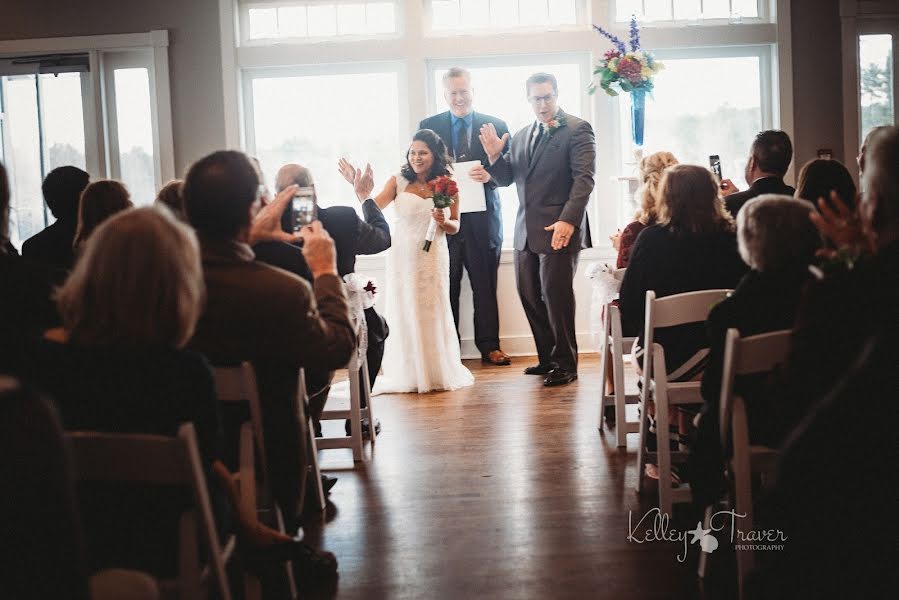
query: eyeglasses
[{"left": 528, "top": 93, "right": 557, "bottom": 105}]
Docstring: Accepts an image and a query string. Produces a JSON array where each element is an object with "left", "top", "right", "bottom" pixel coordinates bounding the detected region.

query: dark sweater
[
  {"left": 618, "top": 225, "right": 748, "bottom": 374},
  {"left": 26, "top": 343, "right": 228, "bottom": 577},
  {"left": 724, "top": 176, "right": 795, "bottom": 219}
]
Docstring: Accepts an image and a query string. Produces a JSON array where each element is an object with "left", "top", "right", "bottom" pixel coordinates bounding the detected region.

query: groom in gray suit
[{"left": 480, "top": 72, "right": 595, "bottom": 386}]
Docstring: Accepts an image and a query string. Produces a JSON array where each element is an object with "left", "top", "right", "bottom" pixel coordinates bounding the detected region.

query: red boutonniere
[{"left": 543, "top": 115, "right": 567, "bottom": 138}]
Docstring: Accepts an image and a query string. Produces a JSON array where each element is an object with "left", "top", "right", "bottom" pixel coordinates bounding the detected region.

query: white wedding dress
[{"left": 374, "top": 174, "right": 474, "bottom": 394}]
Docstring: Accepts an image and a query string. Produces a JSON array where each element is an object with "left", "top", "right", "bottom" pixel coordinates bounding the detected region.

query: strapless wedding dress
[{"left": 374, "top": 174, "right": 474, "bottom": 394}]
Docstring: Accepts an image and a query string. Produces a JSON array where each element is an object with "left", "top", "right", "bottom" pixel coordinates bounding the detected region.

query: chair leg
[
  {"left": 598, "top": 336, "right": 611, "bottom": 431},
  {"left": 636, "top": 383, "right": 649, "bottom": 494},
  {"left": 306, "top": 418, "right": 326, "bottom": 511},
  {"left": 613, "top": 340, "right": 628, "bottom": 448},
  {"left": 360, "top": 359, "right": 376, "bottom": 445},
  {"left": 348, "top": 366, "right": 364, "bottom": 462}
]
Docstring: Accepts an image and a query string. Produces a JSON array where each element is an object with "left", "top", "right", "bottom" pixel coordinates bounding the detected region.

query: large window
[
  {"left": 614, "top": 0, "right": 761, "bottom": 22},
  {"left": 618, "top": 49, "right": 766, "bottom": 193},
  {"left": 430, "top": 0, "right": 580, "bottom": 31},
  {"left": 244, "top": 67, "right": 402, "bottom": 209},
  {"left": 245, "top": 1, "right": 397, "bottom": 41},
  {"left": 430, "top": 58, "right": 587, "bottom": 247},
  {"left": 858, "top": 33, "right": 895, "bottom": 143}
]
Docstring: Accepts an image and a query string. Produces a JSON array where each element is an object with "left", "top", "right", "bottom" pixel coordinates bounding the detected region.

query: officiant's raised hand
[
  {"left": 479, "top": 123, "right": 510, "bottom": 164},
  {"left": 469, "top": 164, "right": 492, "bottom": 183}
]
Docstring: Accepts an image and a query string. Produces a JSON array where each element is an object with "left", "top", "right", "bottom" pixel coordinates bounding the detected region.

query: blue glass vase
[{"left": 630, "top": 89, "right": 646, "bottom": 147}]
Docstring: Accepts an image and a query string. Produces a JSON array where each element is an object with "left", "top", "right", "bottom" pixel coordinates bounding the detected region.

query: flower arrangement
[
  {"left": 423, "top": 175, "right": 457, "bottom": 251},
  {"left": 590, "top": 15, "right": 664, "bottom": 97}
]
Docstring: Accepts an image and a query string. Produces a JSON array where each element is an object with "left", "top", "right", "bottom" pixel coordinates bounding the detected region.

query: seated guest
[
  {"left": 794, "top": 158, "right": 857, "bottom": 213},
  {"left": 22, "top": 165, "right": 89, "bottom": 279},
  {"left": 0, "top": 377, "right": 89, "bottom": 600},
  {"left": 72, "top": 180, "right": 133, "bottom": 249},
  {"left": 720, "top": 130, "right": 795, "bottom": 218},
  {"left": 747, "top": 334, "right": 897, "bottom": 600},
  {"left": 183, "top": 151, "right": 355, "bottom": 531},
  {"left": 154, "top": 179, "right": 186, "bottom": 221},
  {"left": 0, "top": 162, "right": 59, "bottom": 375},
  {"left": 783, "top": 125, "right": 899, "bottom": 422},
  {"left": 31, "top": 207, "right": 318, "bottom": 578},
  {"left": 615, "top": 151, "right": 678, "bottom": 270},
  {"left": 254, "top": 162, "right": 391, "bottom": 437},
  {"left": 688, "top": 195, "right": 821, "bottom": 507},
  {"left": 619, "top": 164, "right": 747, "bottom": 382}
]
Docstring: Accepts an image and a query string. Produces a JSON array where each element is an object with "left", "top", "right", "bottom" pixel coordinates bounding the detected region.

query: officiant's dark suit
[
  {"left": 419, "top": 110, "right": 510, "bottom": 359},
  {"left": 487, "top": 82, "right": 595, "bottom": 382}
]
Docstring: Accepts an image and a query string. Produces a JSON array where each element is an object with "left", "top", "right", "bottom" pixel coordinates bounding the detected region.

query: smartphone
[
  {"left": 709, "top": 155, "right": 723, "bottom": 181},
  {"left": 291, "top": 186, "right": 317, "bottom": 232}
]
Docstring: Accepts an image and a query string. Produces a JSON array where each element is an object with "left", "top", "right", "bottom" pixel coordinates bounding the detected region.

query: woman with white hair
[{"left": 688, "top": 194, "right": 821, "bottom": 507}]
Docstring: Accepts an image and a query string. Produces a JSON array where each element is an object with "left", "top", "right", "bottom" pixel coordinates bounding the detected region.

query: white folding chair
[
  {"left": 717, "top": 328, "right": 791, "bottom": 595},
  {"left": 214, "top": 363, "right": 299, "bottom": 598},
  {"left": 636, "top": 288, "right": 732, "bottom": 516},
  {"left": 66, "top": 423, "right": 236, "bottom": 600},
  {"left": 317, "top": 285, "right": 377, "bottom": 462},
  {"left": 597, "top": 268, "right": 640, "bottom": 446}
]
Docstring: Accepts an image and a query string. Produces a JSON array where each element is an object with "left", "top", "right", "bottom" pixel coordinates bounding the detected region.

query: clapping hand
[
  {"left": 809, "top": 191, "right": 865, "bottom": 253},
  {"left": 338, "top": 159, "right": 375, "bottom": 202},
  {"left": 249, "top": 184, "right": 302, "bottom": 245},
  {"left": 609, "top": 229, "right": 621, "bottom": 250},
  {"left": 479, "top": 123, "right": 509, "bottom": 164}
]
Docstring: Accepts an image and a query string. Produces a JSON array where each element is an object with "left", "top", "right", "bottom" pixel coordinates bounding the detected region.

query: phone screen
[
  {"left": 292, "top": 187, "right": 317, "bottom": 231},
  {"left": 709, "top": 155, "right": 723, "bottom": 181}
]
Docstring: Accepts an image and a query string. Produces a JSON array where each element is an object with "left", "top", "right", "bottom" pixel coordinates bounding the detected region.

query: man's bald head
[{"left": 275, "top": 164, "right": 314, "bottom": 193}]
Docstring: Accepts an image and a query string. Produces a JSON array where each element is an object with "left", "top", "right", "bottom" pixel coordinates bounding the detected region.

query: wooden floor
[{"left": 303, "top": 355, "right": 726, "bottom": 600}]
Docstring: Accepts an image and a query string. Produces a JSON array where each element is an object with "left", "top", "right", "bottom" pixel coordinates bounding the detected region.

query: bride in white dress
[{"left": 339, "top": 129, "right": 474, "bottom": 393}]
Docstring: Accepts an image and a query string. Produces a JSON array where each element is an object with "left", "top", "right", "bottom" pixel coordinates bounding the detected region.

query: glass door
[{"left": 858, "top": 21, "right": 898, "bottom": 143}]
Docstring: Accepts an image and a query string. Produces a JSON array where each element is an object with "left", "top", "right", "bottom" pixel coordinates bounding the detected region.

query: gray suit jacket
[{"left": 486, "top": 109, "right": 595, "bottom": 254}]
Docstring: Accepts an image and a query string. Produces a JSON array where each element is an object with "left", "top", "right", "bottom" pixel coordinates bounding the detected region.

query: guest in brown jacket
[{"left": 183, "top": 150, "right": 356, "bottom": 528}]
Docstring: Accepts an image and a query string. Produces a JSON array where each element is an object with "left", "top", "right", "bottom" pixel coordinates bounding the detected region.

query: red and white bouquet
[{"left": 423, "top": 175, "right": 457, "bottom": 252}]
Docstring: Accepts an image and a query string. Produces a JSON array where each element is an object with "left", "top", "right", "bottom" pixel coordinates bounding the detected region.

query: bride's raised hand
[{"left": 337, "top": 158, "right": 358, "bottom": 185}]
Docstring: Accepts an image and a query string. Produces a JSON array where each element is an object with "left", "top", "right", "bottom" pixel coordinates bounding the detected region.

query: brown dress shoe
[{"left": 482, "top": 350, "right": 512, "bottom": 365}]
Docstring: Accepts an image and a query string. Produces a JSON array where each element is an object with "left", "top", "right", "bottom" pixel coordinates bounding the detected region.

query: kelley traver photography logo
[{"left": 627, "top": 508, "right": 788, "bottom": 562}]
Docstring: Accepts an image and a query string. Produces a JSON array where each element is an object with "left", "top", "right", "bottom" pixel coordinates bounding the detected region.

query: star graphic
[
  {"left": 363, "top": 281, "right": 377, "bottom": 294},
  {"left": 689, "top": 522, "right": 710, "bottom": 544}
]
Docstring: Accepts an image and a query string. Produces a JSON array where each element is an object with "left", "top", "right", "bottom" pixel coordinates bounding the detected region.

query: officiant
[{"left": 420, "top": 67, "right": 512, "bottom": 366}]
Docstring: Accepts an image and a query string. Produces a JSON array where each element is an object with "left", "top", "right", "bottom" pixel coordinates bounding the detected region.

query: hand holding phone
[{"left": 709, "top": 155, "right": 723, "bottom": 182}]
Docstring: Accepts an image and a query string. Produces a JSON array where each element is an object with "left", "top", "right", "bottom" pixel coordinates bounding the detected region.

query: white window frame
[{"left": 0, "top": 31, "right": 175, "bottom": 188}]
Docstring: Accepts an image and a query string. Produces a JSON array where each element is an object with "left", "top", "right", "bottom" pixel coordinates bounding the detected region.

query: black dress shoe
[
  {"left": 543, "top": 368, "right": 578, "bottom": 386},
  {"left": 524, "top": 363, "right": 556, "bottom": 375}
]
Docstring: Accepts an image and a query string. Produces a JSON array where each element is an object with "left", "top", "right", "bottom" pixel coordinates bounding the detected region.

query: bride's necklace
[{"left": 407, "top": 180, "right": 432, "bottom": 199}]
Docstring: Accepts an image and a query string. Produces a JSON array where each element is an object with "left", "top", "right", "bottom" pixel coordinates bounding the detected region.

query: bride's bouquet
[{"left": 423, "top": 175, "right": 457, "bottom": 252}]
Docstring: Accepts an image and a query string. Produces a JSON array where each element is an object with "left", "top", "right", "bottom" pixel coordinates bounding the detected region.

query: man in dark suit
[
  {"left": 21, "top": 166, "right": 89, "bottom": 280},
  {"left": 720, "top": 130, "right": 795, "bottom": 218},
  {"left": 480, "top": 72, "right": 595, "bottom": 386},
  {"left": 419, "top": 67, "right": 512, "bottom": 366}
]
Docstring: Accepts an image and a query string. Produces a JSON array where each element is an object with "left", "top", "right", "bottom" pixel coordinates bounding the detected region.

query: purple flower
[
  {"left": 592, "top": 24, "right": 626, "bottom": 54},
  {"left": 629, "top": 15, "right": 640, "bottom": 51}
]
